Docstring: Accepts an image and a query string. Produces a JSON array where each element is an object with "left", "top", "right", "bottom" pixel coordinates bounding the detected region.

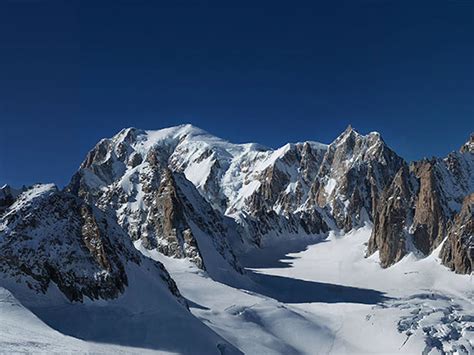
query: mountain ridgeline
[{"left": 66, "top": 124, "right": 473, "bottom": 274}]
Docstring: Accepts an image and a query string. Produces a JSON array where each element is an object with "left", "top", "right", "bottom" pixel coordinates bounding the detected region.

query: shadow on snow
[
  {"left": 249, "top": 272, "right": 389, "bottom": 304},
  {"left": 240, "top": 236, "right": 389, "bottom": 305}
]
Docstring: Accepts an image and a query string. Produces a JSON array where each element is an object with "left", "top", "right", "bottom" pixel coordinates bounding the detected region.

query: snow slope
[
  {"left": 0, "top": 287, "right": 162, "bottom": 354},
  {"left": 136, "top": 244, "right": 344, "bottom": 355}
]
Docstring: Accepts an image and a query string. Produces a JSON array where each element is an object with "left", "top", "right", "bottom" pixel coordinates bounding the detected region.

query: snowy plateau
[{"left": 0, "top": 124, "right": 473, "bottom": 355}]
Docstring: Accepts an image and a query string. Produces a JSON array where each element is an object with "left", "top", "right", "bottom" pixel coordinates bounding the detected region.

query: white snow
[
  {"left": 324, "top": 178, "right": 337, "bottom": 197},
  {"left": 184, "top": 155, "right": 215, "bottom": 188},
  {"left": 121, "top": 224, "right": 474, "bottom": 354},
  {"left": 245, "top": 225, "right": 474, "bottom": 354},
  {"left": 0, "top": 260, "right": 241, "bottom": 355},
  {"left": 0, "top": 287, "right": 163, "bottom": 354}
]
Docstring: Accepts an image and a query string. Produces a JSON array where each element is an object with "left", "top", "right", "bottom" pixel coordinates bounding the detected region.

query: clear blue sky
[{"left": 1, "top": 0, "right": 473, "bottom": 187}]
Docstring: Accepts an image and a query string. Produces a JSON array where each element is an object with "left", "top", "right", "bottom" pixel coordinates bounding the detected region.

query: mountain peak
[
  {"left": 111, "top": 124, "right": 211, "bottom": 146},
  {"left": 333, "top": 125, "right": 385, "bottom": 147},
  {"left": 460, "top": 132, "right": 474, "bottom": 154},
  {"left": 340, "top": 124, "right": 358, "bottom": 138},
  {"left": 333, "top": 125, "right": 363, "bottom": 146}
]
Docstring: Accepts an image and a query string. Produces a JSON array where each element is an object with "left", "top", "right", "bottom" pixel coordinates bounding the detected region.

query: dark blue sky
[{"left": 1, "top": 0, "right": 473, "bottom": 187}]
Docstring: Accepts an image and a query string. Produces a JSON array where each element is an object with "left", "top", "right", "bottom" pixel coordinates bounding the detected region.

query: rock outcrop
[
  {"left": 440, "top": 193, "right": 474, "bottom": 274},
  {"left": 367, "top": 164, "right": 416, "bottom": 267},
  {"left": 0, "top": 185, "right": 24, "bottom": 215}
]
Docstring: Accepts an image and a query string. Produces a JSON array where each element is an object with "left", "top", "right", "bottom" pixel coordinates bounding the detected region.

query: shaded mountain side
[{"left": 439, "top": 193, "right": 474, "bottom": 274}]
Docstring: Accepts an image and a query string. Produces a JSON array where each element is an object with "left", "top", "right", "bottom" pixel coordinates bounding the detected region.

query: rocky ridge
[{"left": 68, "top": 124, "right": 404, "bottom": 250}]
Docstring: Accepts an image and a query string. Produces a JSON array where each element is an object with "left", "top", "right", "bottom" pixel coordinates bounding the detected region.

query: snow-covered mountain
[
  {"left": 67, "top": 125, "right": 332, "bottom": 251},
  {"left": 65, "top": 124, "right": 473, "bottom": 275},
  {"left": 305, "top": 125, "right": 404, "bottom": 232}
]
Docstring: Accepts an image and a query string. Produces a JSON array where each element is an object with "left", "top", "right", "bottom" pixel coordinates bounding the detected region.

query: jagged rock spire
[{"left": 460, "top": 132, "right": 474, "bottom": 153}]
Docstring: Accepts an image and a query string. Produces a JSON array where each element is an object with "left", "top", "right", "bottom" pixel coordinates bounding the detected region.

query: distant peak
[
  {"left": 174, "top": 123, "right": 209, "bottom": 135},
  {"left": 460, "top": 132, "right": 474, "bottom": 154},
  {"left": 144, "top": 123, "right": 210, "bottom": 138},
  {"left": 112, "top": 127, "right": 143, "bottom": 143},
  {"left": 332, "top": 125, "right": 388, "bottom": 152},
  {"left": 120, "top": 127, "right": 138, "bottom": 134},
  {"left": 334, "top": 124, "right": 360, "bottom": 144},
  {"left": 340, "top": 125, "right": 383, "bottom": 140},
  {"left": 178, "top": 123, "right": 199, "bottom": 130},
  {"left": 343, "top": 124, "right": 363, "bottom": 137}
]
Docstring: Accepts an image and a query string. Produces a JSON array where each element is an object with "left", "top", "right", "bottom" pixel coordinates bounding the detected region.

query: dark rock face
[
  {"left": 238, "top": 142, "right": 329, "bottom": 243},
  {"left": 368, "top": 134, "right": 474, "bottom": 273},
  {"left": 460, "top": 133, "right": 474, "bottom": 154},
  {"left": 0, "top": 184, "right": 182, "bottom": 302},
  {"left": 0, "top": 185, "right": 25, "bottom": 215},
  {"left": 367, "top": 165, "right": 415, "bottom": 267},
  {"left": 410, "top": 161, "right": 447, "bottom": 255},
  {"left": 440, "top": 193, "right": 474, "bottom": 274},
  {"left": 143, "top": 169, "right": 204, "bottom": 268}
]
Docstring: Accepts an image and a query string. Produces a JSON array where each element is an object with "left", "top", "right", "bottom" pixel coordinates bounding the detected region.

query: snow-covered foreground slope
[
  {"left": 141, "top": 226, "right": 473, "bottom": 355},
  {"left": 0, "top": 287, "right": 162, "bottom": 354},
  {"left": 0, "top": 264, "right": 242, "bottom": 355},
  {"left": 137, "top": 244, "right": 344, "bottom": 355}
]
